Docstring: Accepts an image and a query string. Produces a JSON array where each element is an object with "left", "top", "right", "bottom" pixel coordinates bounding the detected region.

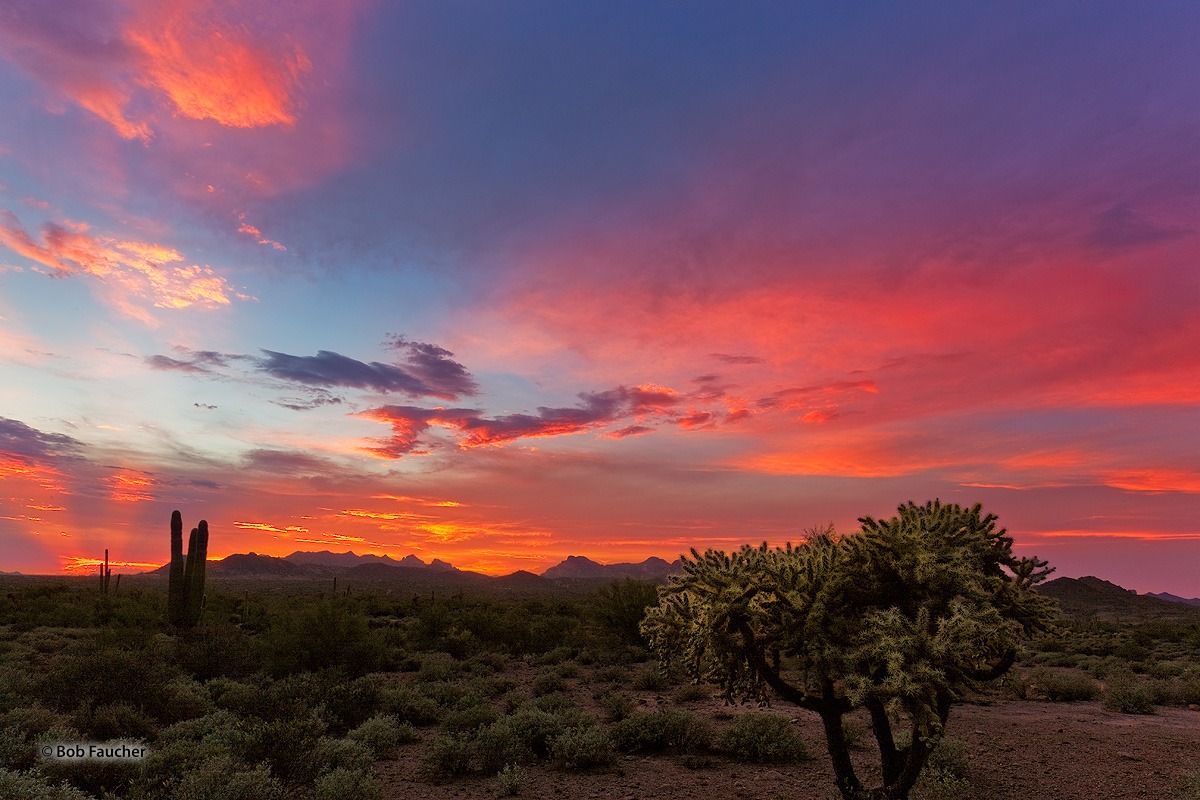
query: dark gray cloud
[
  {"left": 144, "top": 348, "right": 246, "bottom": 374},
  {"left": 711, "top": 353, "right": 764, "bottom": 365},
  {"left": 145, "top": 337, "right": 478, "bottom": 402},
  {"left": 0, "top": 417, "right": 82, "bottom": 463},
  {"left": 386, "top": 335, "right": 479, "bottom": 399},
  {"left": 361, "top": 384, "right": 696, "bottom": 456}
]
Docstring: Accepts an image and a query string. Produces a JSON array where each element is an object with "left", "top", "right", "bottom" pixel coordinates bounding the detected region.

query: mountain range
[
  {"left": 141, "top": 549, "right": 684, "bottom": 584},
  {"left": 137, "top": 551, "right": 1200, "bottom": 614}
]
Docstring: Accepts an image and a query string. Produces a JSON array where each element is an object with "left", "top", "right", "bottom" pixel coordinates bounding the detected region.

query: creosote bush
[
  {"left": 719, "top": 712, "right": 808, "bottom": 763},
  {"left": 1028, "top": 667, "right": 1100, "bottom": 701},
  {"left": 1102, "top": 671, "right": 1157, "bottom": 714},
  {"left": 609, "top": 709, "right": 712, "bottom": 755}
]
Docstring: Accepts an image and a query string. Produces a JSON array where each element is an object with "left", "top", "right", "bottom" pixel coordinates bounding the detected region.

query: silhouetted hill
[
  {"left": 1146, "top": 591, "right": 1200, "bottom": 607},
  {"left": 541, "top": 555, "right": 682, "bottom": 581},
  {"left": 215, "top": 552, "right": 305, "bottom": 576},
  {"left": 283, "top": 550, "right": 460, "bottom": 572},
  {"left": 1038, "top": 576, "right": 1200, "bottom": 623}
]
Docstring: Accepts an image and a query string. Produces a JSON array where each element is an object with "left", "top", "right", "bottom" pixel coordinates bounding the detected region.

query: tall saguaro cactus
[
  {"left": 100, "top": 549, "right": 112, "bottom": 594},
  {"left": 168, "top": 510, "right": 209, "bottom": 627}
]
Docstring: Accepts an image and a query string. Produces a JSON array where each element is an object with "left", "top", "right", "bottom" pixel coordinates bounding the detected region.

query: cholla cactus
[
  {"left": 642, "top": 501, "right": 1057, "bottom": 800},
  {"left": 168, "top": 510, "right": 209, "bottom": 627}
]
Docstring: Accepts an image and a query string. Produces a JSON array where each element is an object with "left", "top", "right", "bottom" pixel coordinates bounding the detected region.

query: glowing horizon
[{"left": 2, "top": 2, "right": 1199, "bottom": 595}]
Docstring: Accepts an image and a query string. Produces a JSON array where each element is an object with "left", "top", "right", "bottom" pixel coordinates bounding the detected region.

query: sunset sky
[{"left": 1, "top": 1, "right": 1198, "bottom": 594}]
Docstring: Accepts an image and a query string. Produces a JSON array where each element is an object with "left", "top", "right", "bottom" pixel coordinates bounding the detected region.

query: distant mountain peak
[
  {"left": 541, "top": 555, "right": 682, "bottom": 580},
  {"left": 284, "top": 550, "right": 458, "bottom": 571}
]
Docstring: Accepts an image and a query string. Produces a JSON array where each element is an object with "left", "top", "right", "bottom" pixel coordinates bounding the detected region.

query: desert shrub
[
  {"left": 472, "top": 720, "right": 527, "bottom": 773},
  {"left": 672, "top": 683, "right": 711, "bottom": 703},
  {"left": 214, "top": 675, "right": 314, "bottom": 722},
  {"left": 0, "top": 706, "right": 71, "bottom": 770},
  {"left": 0, "top": 768, "right": 95, "bottom": 800},
  {"left": 1029, "top": 668, "right": 1100, "bottom": 701},
  {"left": 419, "top": 680, "right": 474, "bottom": 709},
  {"left": 1177, "top": 768, "right": 1200, "bottom": 800},
  {"left": 1103, "top": 671, "right": 1156, "bottom": 714},
  {"left": 719, "top": 712, "right": 807, "bottom": 763},
  {"left": 347, "top": 714, "right": 406, "bottom": 758},
  {"left": 257, "top": 601, "right": 383, "bottom": 677},
  {"left": 73, "top": 701, "right": 157, "bottom": 741},
  {"left": 0, "top": 728, "right": 29, "bottom": 772},
  {"left": 591, "top": 579, "right": 661, "bottom": 644},
  {"left": 494, "top": 763, "right": 525, "bottom": 797},
  {"left": 311, "top": 767, "right": 381, "bottom": 800},
  {"left": 36, "top": 629, "right": 176, "bottom": 719},
  {"left": 237, "top": 714, "right": 328, "bottom": 790},
  {"left": 609, "top": 710, "right": 712, "bottom": 755},
  {"left": 470, "top": 651, "right": 509, "bottom": 673},
  {"left": 594, "top": 665, "right": 629, "bottom": 685},
  {"left": 423, "top": 734, "right": 474, "bottom": 779},
  {"left": 1174, "top": 677, "right": 1200, "bottom": 706},
  {"left": 443, "top": 704, "right": 500, "bottom": 737},
  {"left": 532, "top": 670, "right": 567, "bottom": 697},
  {"left": 631, "top": 664, "right": 670, "bottom": 692},
  {"left": 468, "top": 675, "right": 518, "bottom": 698},
  {"left": 550, "top": 726, "right": 614, "bottom": 770},
  {"left": 379, "top": 686, "right": 441, "bottom": 726},
  {"left": 321, "top": 677, "right": 383, "bottom": 734},
  {"left": 595, "top": 690, "right": 635, "bottom": 722},
  {"left": 536, "top": 646, "right": 577, "bottom": 666},
  {"left": 171, "top": 756, "right": 285, "bottom": 800},
  {"left": 174, "top": 620, "right": 259, "bottom": 680},
  {"left": 312, "top": 736, "right": 374, "bottom": 775},
  {"left": 916, "top": 738, "right": 971, "bottom": 799}
]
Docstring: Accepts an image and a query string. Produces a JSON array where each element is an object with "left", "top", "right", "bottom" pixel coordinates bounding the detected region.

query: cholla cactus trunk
[{"left": 167, "top": 511, "right": 186, "bottom": 625}]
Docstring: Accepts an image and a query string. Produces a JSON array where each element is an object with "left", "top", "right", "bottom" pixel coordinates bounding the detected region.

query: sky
[{"left": 0, "top": 1, "right": 1198, "bottom": 594}]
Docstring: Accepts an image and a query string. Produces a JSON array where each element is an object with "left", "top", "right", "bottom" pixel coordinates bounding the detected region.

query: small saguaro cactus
[
  {"left": 100, "top": 549, "right": 112, "bottom": 594},
  {"left": 167, "top": 510, "right": 209, "bottom": 627}
]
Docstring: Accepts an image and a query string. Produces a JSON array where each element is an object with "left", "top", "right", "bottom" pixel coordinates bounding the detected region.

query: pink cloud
[{"left": 0, "top": 210, "right": 238, "bottom": 319}]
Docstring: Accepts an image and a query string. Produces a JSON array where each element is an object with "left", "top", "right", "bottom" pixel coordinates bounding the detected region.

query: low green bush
[
  {"left": 348, "top": 714, "right": 407, "bottom": 758},
  {"left": 0, "top": 768, "right": 96, "bottom": 800},
  {"left": 532, "top": 671, "right": 567, "bottom": 697},
  {"left": 550, "top": 726, "right": 614, "bottom": 770},
  {"left": 442, "top": 704, "right": 500, "bottom": 737},
  {"left": 311, "top": 767, "right": 381, "bottom": 800},
  {"left": 916, "top": 737, "right": 971, "bottom": 799},
  {"left": 719, "top": 712, "right": 807, "bottom": 763},
  {"left": 1103, "top": 671, "right": 1156, "bottom": 714},
  {"left": 609, "top": 710, "right": 711, "bottom": 755},
  {"left": 1029, "top": 668, "right": 1100, "bottom": 701},
  {"left": 494, "top": 763, "right": 525, "bottom": 797}
]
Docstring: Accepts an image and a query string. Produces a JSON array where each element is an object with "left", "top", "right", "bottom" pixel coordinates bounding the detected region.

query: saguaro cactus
[
  {"left": 100, "top": 549, "right": 112, "bottom": 594},
  {"left": 168, "top": 511, "right": 209, "bottom": 627}
]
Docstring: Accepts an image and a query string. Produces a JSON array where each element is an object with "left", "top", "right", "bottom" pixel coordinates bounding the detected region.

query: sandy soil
[{"left": 375, "top": 696, "right": 1200, "bottom": 800}]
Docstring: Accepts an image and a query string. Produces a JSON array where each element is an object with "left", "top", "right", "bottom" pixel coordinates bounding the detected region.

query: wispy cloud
[{"left": 0, "top": 211, "right": 239, "bottom": 320}]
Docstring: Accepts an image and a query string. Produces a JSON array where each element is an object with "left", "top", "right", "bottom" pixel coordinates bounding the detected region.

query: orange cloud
[
  {"left": 233, "top": 521, "right": 310, "bottom": 534},
  {"left": 126, "top": 0, "right": 311, "bottom": 130},
  {"left": 0, "top": 210, "right": 237, "bottom": 318},
  {"left": 108, "top": 473, "right": 155, "bottom": 502},
  {"left": 62, "top": 556, "right": 163, "bottom": 573},
  {"left": 1102, "top": 469, "right": 1200, "bottom": 494}
]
